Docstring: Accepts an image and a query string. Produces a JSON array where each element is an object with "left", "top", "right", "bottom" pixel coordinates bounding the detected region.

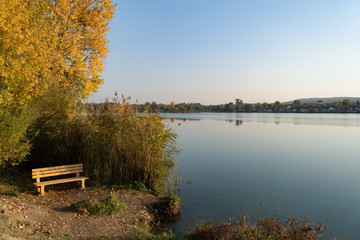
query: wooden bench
[{"left": 32, "top": 163, "right": 88, "bottom": 196}]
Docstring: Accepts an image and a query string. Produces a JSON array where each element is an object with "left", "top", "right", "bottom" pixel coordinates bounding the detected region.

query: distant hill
[{"left": 283, "top": 97, "right": 360, "bottom": 104}]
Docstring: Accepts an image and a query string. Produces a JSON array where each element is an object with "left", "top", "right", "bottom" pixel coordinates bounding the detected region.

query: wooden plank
[
  {"left": 32, "top": 167, "right": 83, "bottom": 175},
  {"left": 32, "top": 170, "right": 83, "bottom": 178},
  {"left": 40, "top": 185, "right": 44, "bottom": 196},
  {"left": 33, "top": 177, "right": 88, "bottom": 186},
  {"left": 32, "top": 166, "right": 83, "bottom": 173},
  {"left": 32, "top": 163, "right": 83, "bottom": 172},
  {"left": 32, "top": 164, "right": 84, "bottom": 178},
  {"left": 32, "top": 165, "right": 83, "bottom": 174},
  {"left": 32, "top": 169, "right": 83, "bottom": 176},
  {"left": 32, "top": 170, "right": 83, "bottom": 179}
]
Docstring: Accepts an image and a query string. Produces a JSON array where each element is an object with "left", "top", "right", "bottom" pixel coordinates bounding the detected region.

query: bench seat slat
[
  {"left": 32, "top": 165, "right": 82, "bottom": 171},
  {"left": 32, "top": 163, "right": 83, "bottom": 172},
  {"left": 32, "top": 166, "right": 83, "bottom": 174},
  {"left": 32, "top": 168, "right": 83, "bottom": 178},
  {"left": 33, "top": 176, "right": 88, "bottom": 187}
]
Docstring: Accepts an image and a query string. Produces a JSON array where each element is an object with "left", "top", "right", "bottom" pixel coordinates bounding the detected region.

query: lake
[{"left": 161, "top": 113, "right": 360, "bottom": 239}]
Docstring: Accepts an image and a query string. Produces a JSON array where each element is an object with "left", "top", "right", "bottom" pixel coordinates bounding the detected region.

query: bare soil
[{"left": 0, "top": 172, "right": 166, "bottom": 240}]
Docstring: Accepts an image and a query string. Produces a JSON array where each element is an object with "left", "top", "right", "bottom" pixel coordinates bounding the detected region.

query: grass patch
[{"left": 72, "top": 193, "right": 127, "bottom": 215}]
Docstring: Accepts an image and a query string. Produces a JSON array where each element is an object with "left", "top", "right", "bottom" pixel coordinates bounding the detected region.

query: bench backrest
[{"left": 32, "top": 163, "right": 84, "bottom": 182}]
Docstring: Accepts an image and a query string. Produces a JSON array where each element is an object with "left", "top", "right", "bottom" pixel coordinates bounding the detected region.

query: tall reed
[{"left": 30, "top": 94, "right": 178, "bottom": 195}]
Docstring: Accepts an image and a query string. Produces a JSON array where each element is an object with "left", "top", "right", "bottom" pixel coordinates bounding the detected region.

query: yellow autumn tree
[
  {"left": 0, "top": 0, "right": 115, "bottom": 108},
  {"left": 0, "top": 0, "right": 115, "bottom": 166}
]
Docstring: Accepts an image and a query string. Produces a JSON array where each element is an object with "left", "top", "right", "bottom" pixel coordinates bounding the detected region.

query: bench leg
[
  {"left": 81, "top": 180, "right": 85, "bottom": 189},
  {"left": 37, "top": 186, "right": 40, "bottom": 193},
  {"left": 40, "top": 186, "right": 45, "bottom": 196}
]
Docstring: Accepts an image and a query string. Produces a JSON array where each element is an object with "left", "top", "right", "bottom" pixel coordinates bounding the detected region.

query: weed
[
  {"left": 103, "top": 193, "right": 127, "bottom": 215},
  {"left": 2, "top": 186, "right": 20, "bottom": 197}
]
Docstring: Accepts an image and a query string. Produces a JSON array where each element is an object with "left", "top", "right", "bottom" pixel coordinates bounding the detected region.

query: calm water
[{"left": 162, "top": 113, "right": 360, "bottom": 239}]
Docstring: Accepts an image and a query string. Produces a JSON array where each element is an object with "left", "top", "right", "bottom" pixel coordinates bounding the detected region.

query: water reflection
[
  {"left": 162, "top": 113, "right": 360, "bottom": 127},
  {"left": 163, "top": 113, "right": 360, "bottom": 239},
  {"left": 167, "top": 117, "right": 244, "bottom": 127},
  {"left": 169, "top": 117, "right": 201, "bottom": 122}
]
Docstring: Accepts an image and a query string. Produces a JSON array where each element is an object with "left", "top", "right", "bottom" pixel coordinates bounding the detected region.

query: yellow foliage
[{"left": 0, "top": 0, "right": 115, "bottom": 108}]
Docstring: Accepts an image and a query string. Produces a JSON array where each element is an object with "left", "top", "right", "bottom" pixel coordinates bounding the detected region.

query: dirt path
[{"left": 0, "top": 187, "right": 161, "bottom": 239}]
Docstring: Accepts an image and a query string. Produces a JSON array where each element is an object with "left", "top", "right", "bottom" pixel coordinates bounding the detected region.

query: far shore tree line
[{"left": 123, "top": 98, "right": 360, "bottom": 113}]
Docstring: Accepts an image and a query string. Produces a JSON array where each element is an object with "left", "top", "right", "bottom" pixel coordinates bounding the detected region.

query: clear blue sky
[{"left": 91, "top": 0, "right": 360, "bottom": 104}]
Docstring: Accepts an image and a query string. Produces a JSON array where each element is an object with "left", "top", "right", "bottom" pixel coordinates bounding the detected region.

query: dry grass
[{"left": 185, "top": 209, "right": 330, "bottom": 240}]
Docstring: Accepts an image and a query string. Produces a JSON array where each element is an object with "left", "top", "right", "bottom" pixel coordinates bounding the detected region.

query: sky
[{"left": 91, "top": 0, "right": 360, "bottom": 105}]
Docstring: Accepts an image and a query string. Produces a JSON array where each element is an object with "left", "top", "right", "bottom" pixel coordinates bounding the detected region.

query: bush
[{"left": 0, "top": 105, "right": 37, "bottom": 167}]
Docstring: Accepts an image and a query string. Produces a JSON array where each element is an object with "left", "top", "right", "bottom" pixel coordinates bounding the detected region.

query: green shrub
[
  {"left": 0, "top": 104, "right": 37, "bottom": 167},
  {"left": 72, "top": 193, "right": 126, "bottom": 215}
]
